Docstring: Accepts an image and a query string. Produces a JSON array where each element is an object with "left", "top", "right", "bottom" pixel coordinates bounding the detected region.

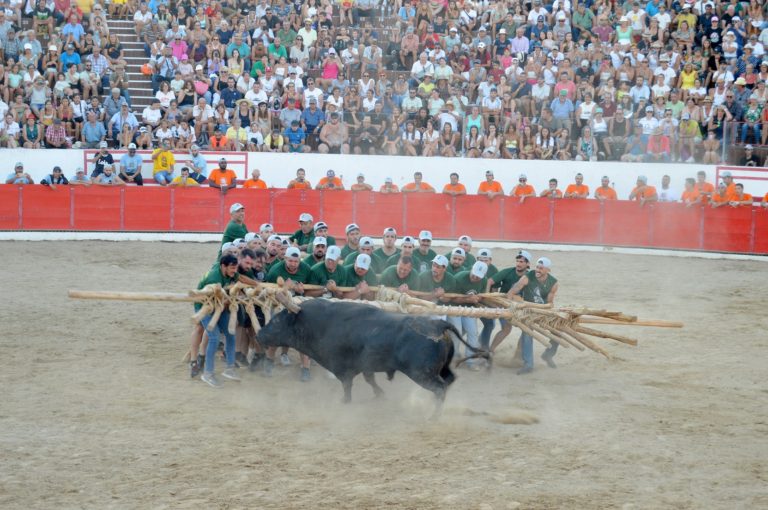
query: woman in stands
[
  {"left": 500, "top": 124, "right": 519, "bottom": 160},
  {"left": 104, "top": 34, "right": 127, "bottom": 70},
  {"left": 464, "top": 125, "right": 482, "bottom": 159},
  {"left": 421, "top": 119, "right": 440, "bottom": 157},
  {"left": 401, "top": 119, "right": 422, "bottom": 156},
  {"left": 534, "top": 126, "right": 555, "bottom": 160},
  {"left": 22, "top": 114, "right": 41, "bottom": 149},
  {"left": 318, "top": 48, "right": 341, "bottom": 92},
  {"left": 155, "top": 81, "right": 176, "bottom": 111},
  {"left": 228, "top": 49, "right": 245, "bottom": 77},
  {"left": 518, "top": 124, "right": 535, "bottom": 160},
  {"left": 382, "top": 121, "right": 401, "bottom": 156},
  {"left": 554, "top": 128, "right": 572, "bottom": 160},
  {"left": 575, "top": 126, "right": 597, "bottom": 162},
  {"left": 439, "top": 122, "right": 459, "bottom": 158},
  {"left": 345, "top": 84, "right": 361, "bottom": 111},
  {"left": 290, "top": 38, "right": 310, "bottom": 70},
  {"left": 254, "top": 102, "right": 272, "bottom": 139},
  {"left": 58, "top": 96, "right": 75, "bottom": 138},
  {"left": 482, "top": 123, "right": 501, "bottom": 159}
]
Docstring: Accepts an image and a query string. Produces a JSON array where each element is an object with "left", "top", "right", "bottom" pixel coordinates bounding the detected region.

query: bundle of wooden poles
[{"left": 68, "top": 281, "right": 682, "bottom": 359}]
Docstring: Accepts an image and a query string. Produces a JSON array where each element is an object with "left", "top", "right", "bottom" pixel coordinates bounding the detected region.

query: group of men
[{"left": 190, "top": 203, "right": 559, "bottom": 388}]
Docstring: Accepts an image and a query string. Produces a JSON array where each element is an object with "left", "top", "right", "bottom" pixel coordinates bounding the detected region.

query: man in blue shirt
[
  {"left": 119, "top": 143, "right": 145, "bottom": 185},
  {"left": 550, "top": 90, "right": 574, "bottom": 133},
  {"left": 61, "top": 14, "right": 85, "bottom": 43},
  {"left": 59, "top": 44, "right": 81, "bottom": 68},
  {"left": 188, "top": 144, "right": 208, "bottom": 184},
  {"left": 301, "top": 99, "right": 325, "bottom": 143},
  {"left": 283, "top": 121, "right": 309, "bottom": 153},
  {"left": 81, "top": 112, "right": 106, "bottom": 148},
  {"left": 219, "top": 77, "right": 243, "bottom": 110}
]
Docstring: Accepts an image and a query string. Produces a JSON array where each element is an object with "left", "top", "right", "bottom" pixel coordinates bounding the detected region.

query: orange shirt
[
  {"left": 379, "top": 184, "right": 400, "bottom": 193},
  {"left": 351, "top": 183, "right": 373, "bottom": 191},
  {"left": 764, "top": 192, "right": 768, "bottom": 204},
  {"left": 540, "top": 188, "right": 563, "bottom": 198},
  {"left": 695, "top": 181, "right": 715, "bottom": 203},
  {"left": 512, "top": 184, "right": 535, "bottom": 196},
  {"left": 442, "top": 183, "right": 466, "bottom": 194},
  {"left": 404, "top": 182, "right": 436, "bottom": 192},
  {"left": 565, "top": 184, "right": 589, "bottom": 197},
  {"left": 630, "top": 185, "right": 657, "bottom": 201},
  {"left": 595, "top": 186, "right": 617, "bottom": 200},
  {"left": 681, "top": 189, "right": 700, "bottom": 204},
  {"left": 733, "top": 193, "right": 753, "bottom": 205},
  {"left": 210, "top": 135, "right": 228, "bottom": 149},
  {"left": 725, "top": 182, "right": 736, "bottom": 198},
  {"left": 288, "top": 179, "right": 312, "bottom": 189},
  {"left": 711, "top": 192, "right": 730, "bottom": 205},
  {"left": 208, "top": 169, "right": 237, "bottom": 186},
  {"left": 318, "top": 177, "right": 344, "bottom": 189},
  {"left": 478, "top": 181, "right": 503, "bottom": 193},
  {"left": 243, "top": 178, "right": 267, "bottom": 189}
]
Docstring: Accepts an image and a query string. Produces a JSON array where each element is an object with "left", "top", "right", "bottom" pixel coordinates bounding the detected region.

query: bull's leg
[
  {"left": 340, "top": 376, "right": 354, "bottom": 404},
  {"left": 408, "top": 371, "right": 449, "bottom": 420},
  {"left": 363, "top": 372, "right": 385, "bottom": 398}
]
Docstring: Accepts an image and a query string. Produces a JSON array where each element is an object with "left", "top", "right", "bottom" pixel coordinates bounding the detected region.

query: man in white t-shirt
[
  {"left": 527, "top": 0, "right": 548, "bottom": 25},
  {"left": 245, "top": 81, "right": 268, "bottom": 104},
  {"left": 303, "top": 78, "right": 324, "bottom": 109},
  {"left": 141, "top": 101, "right": 163, "bottom": 129},
  {"left": 653, "top": 57, "right": 676, "bottom": 87},
  {"left": 657, "top": 174, "right": 679, "bottom": 202}
]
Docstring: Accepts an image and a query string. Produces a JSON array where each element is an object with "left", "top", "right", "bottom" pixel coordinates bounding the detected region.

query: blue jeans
[
  {"left": 520, "top": 331, "right": 559, "bottom": 369},
  {"left": 202, "top": 312, "right": 235, "bottom": 374},
  {"left": 447, "top": 316, "right": 478, "bottom": 358},
  {"left": 479, "top": 318, "right": 494, "bottom": 350},
  {"left": 741, "top": 123, "right": 761, "bottom": 144},
  {"left": 154, "top": 171, "right": 173, "bottom": 184}
]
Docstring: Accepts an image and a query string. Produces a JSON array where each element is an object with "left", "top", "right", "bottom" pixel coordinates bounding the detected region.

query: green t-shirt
[
  {"left": 484, "top": 263, "right": 499, "bottom": 280},
  {"left": 222, "top": 220, "right": 248, "bottom": 245},
  {"left": 379, "top": 265, "right": 420, "bottom": 289},
  {"left": 308, "top": 261, "right": 348, "bottom": 286},
  {"left": 453, "top": 270, "right": 487, "bottom": 297},
  {"left": 194, "top": 265, "right": 239, "bottom": 311},
  {"left": 446, "top": 262, "right": 467, "bottom": 276},
  {"left": 411, "top": 248, "right": 438, "bottom": 274},
  {"left": 384, "top": 252, "right": 412, "bottom": 270},
  {"left": 522, "top": 270, "right": 558, "bottom": 304},
  {"left": 303, "top": 254, "right": 324, "bottom": 267},
  {"left": 264, "top": 256, "right": 281, "bottom": 274},
  {"left": 266, "top": 260, "right": 312, "bottom": 284},
  {"left": 490, "top": 267, "right": 526, "bottom": 293},
  {"left": 343, "top": 249, "right": 361, "bottom": 266},
  {"left": 344, "top": 266, "right": 379, "bottom": 287},
  {"left": 371, "top": 248, "right": 399, "bottom": 274},
  {"left": 417, "top": 270, "right": 457, "bottom": 293},
  {"left": 289, "top": 228, "right": 314, "bottom": 249},
  {"left": 340, "top": 244, "right": 359, "bottom": 260}
]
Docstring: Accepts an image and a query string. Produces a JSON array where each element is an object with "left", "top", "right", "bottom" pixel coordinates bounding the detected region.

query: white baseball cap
[
  {"left": 458, "top": 235, "right": 472, "bottom": 244},
  {"left": 326, "top": 245, "right": 342, "bottom": 261},
  {"left": 313, "top": 236, "right": 328, "bottom": 246},
  {"left": 233, "top": 238, "right": 246, "bottom": 247},
  {"left": 128, "top": 143, "right": 137, "bottom": 150},
  {"left": 451, "top": 247, "right": 466, "bottom": 258},
  {"left": 419, "top": 230, "right": 433, "bottom": 241},
  {"left": 471, "top": 261, "right": 488, "bottom": 278},
  {"left": 359, "top": 236, "right": 374, "bottom": 247},
  {"left": 401, "top": 236, "right": 415, "bottom": 246},
  {"left": 537, "top": 257, "right": 552, "bottom": 269},
  {"left": 229, "top": 203, "right": 244, "bottom": 213},
  {"left": 267, "top": 234, "right": 281, "bottom": 243},
  {"left": 244, "top": 232, "right": 259, "bottom": 242},
  {"left": 299, "top": 212, "right": 313, "bottom": 222},
  {"left": 517, "top": 250, "right": 532, "bottom": 262},
  {"left": 477, "top": 248, "right": 492, "bottom": 258},
  {"left": 260, "top": 223, "right": 274, "bottom": 231},
  {"left": 355, "top": 253, "right": 371, "bottom": 270},
  {"left": 432, "top": 255, "right": 449, "bottom": 267},
  {"left": 221, "top": 242, "right": 235, "bottom": 252},
  {"left": 346, "top": 223, "right": 360, "bottom": 234},
  {"left": 383, "top": 227, "right": 397, "bottom": 236},
  {"left": 285, "top": 247, "right": 302, "bottom": 258}
]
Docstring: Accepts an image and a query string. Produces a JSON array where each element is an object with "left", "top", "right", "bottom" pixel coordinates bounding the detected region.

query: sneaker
[
  {"left": 516, "top": 366, "right": 533, "bottom": 376},
  {"left": 264, "top": 357, "right": 274, "bottom": 377},
  {"left": 222, "top": 367, "right": 241, "bottom": 381},
  {"left": 190, "top": 360, "right": 201, "bottom": 378},
  {"left": 201, "top": 372, "right": 222, "bottom": 388},
  {"left": 300, "top": 367, "right": 311, "bottom": 382},
  {"left": 249, "top": 354, "right": 264, "bottom": 373},
  {"left": 280, "top": 353, "right": 291, "bottom": 366},
  {"left": 235, "top": 352, "right": 248, "bottom": 366},
  {"left": 541, "top": 352, "right": 557, "bottom": 369},
  {"left": 686, "top": 157, "right": 695, "bottom": 163}
]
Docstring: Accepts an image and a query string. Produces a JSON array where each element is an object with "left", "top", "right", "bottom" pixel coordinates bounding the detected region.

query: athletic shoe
[
  {"left": 516, "top": 366, "right": 533, "bottom": 376},
  {"left": 541, "top": 352, "right": 557, "bottom": 369},
  {"left": 249, "top": 354, "right": 264, "bottom": 373},
  {"left": 264, "top": 357, "right": 274, "bottom": 377},
  {"left": 197, "top": 354, "right": 205, "bottom": 369},
  {"left": 222, "top": 367, "right": 241, "bottom": 381},
  {"left": 300, "top": 367, "right": 311, "bottom": 382},
  {"left": 235, "top": 352, "right": 248, "bottom": 366},
  {"left": 201, "top": 372, "right": 222, "bottom": 388},
  {"left": 190, "top": 360, "right": 201, "bottom": 378},
  {"left": 280, "top": 353, "right": 291, "bottom": 366}
]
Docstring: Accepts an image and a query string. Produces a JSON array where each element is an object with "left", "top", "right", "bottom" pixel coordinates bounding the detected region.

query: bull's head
[{"left": 256, "top": 307, "right": 300, "bottom": 349}]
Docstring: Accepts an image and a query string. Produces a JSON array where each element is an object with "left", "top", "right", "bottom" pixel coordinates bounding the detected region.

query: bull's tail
[
  {"left": 440, "top": 340, "right": 456, "bottom": 386},
  {"left": 443, "top": 324, "right": 491, "bottom": 367}
]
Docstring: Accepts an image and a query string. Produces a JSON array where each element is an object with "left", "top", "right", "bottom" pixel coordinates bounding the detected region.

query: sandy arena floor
[{"left": 1, "top": 241, "right": 767, "bottom": 509}]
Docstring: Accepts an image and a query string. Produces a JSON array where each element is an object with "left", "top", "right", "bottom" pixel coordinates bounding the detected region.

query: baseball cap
[
  {"left": 267, "top": 234, "right": 281, "bottom": 243},
  {"left": 233, "top": 238, "right": 246, "bottom": 247},
  {"left": 559, "top": 89, "right": 568, "bottom": 96},
  {"left": 451, "top": 247, "right": 466, "bottom": 258},
  {"left": 325, "top": 245, "right": 342, "bottom": 261},
  {"left": 229, "top": 203, "right": 244, "bottom": 213},
  {"left": 195, "top": 64, "right": 203, "bottom": 71},
  {"left": 721, "top": 171, "right": 732, "bottom": 178},
  {"left": 471, "top": 261, "right": 488, "bottom": 279},
  {"left": 285, "top": 247, "right": 302, "bottom": 258},
  {"left": 314, "top": 221, "right": 328, "bottom": 231},
  {"left": 299, "top": 212, "right": 314, "bottom": 222},
  {"left": 75, "top": 167, "right": 84, "bottom": 174},
  {"left": 244, "top": 232, "right": 259, "bottom": 242},
  {"left": 519, "top": 173, "right": 527, "bottom": 180},
  {"left": 99, "top": 141, "right": 108, "bottom": 148},
  {"left": 355, "top": 253, "right": 372, "bottom": 270},
  {"left": 221, "top": 242, "right": 235, "bottom": 252},
  {"left": 419, "top": 230, "right": 433, "bottom": 241},
  {"left": 645, "top": 106, "right": 654, "bottom": 112},
  {"left": 477, "top": 248, "right": 492, "bottom": 258},
  {"left": 537, "top": 257, "right": 552, "bottom": 269},
  {"left": 15, "top": 162, "right": 23, "bottom": 168},
  {"left": 637, "top": 175, "right": 648, "bottom": 183},
  {"left": 383, "top": 227, "right": 397, "bottom": 236},
  {"left": 190, "top": 144, "right": 200, "bottom": 151},
  {"left": 746, "top": 144, "right": 754, "bottom": 150},
  {"left": 260, "top": 223, "right": 274, "bottom": 231},
  {"left": 385, "top": 177, "right": 393, "bottom": 183},
  {"left": 581, "top": 59, "right": 589, "bottom": 67},
  {"left": 458, "top": 235, "right": 472, "bottom": 244},
  {"left": 128, "top": 143, "right": 137, "bottom": 149},
  {"left": 432, "top": 255, "right": 449, "bottom": 267},
  {"left": 499, "top": 28, "right": 506, "bottom": 34},
  {"left": 359, "top": 236, "right": 374, "bottom": 248},
  {"left": 346, "top": 223, "right": 360, "bottom": 234},
  {"left": 326, "top": 169, "right": 335, "bottom": 176},
  {"left": 478, "top": 42, "right": 486, "bottom": 49},
  {"left": 401, "top": 235, "right": 415, "bottom": 246},
  {"left": 517, "top": 250, "right": 532, "bottom": 262},
  {"left": 313, "top": 236, "right": 328, "bottom": 246}
]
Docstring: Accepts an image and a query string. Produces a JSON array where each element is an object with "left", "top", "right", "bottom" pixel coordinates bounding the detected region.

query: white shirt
[
  {"left": 653, "top": 65, "right": 676, "bottom": 87},
  {"left": 134, "top": 10, "right": 153, "bottom": 23},
  {"left": 658, "top": 186, "right": 679, "bottom": 202},
  {"left": 236, "top": 75, "right": 255, "bottom": 94},
  {"left": 303, "top": 87, "right": 323, "bottom": 108},
  {"left": 527, "top": 7, "right": 548, "bottom": 25},
  {"left": 142, "top": 107, "right": 163, "bottom": 124},
  {"left": 245, "top": 88, "right": 268, "bottom": 104},
  {"left": 638, "top": 116, "right": 659, "bottom": 135},
  {"left": 193, "top": 104, "right": 214, "bottom": 121},
  {"left": 653, "top": 12, "right": 671, "bottom": 31}
]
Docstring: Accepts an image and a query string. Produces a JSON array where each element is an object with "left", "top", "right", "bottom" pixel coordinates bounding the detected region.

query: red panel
[
  {"left": 0, "top": 185, "right": 20, "bottom": 229},
  {"left": 702, "top": 206, "right": 753, "bottom": 252},
  {"left": 602, "top": 200, "right": 653, "bottom": 247},
  {"left": 21, "top": 186, "right": 71, "bottom": 230},
  {"left": 123, "top": 187, "right": 171, "bottom": 231},
  {"left": 454, "top": 195, "right": 503, "bottom": 240},
  {"left": 172, "top": 187, "right": 222, "bottom": 232},
  {"left": 271, "top": 189, "right": 322, "bottom": 234},
  {"left": 752, "top": 209, "right": 768, "bottom": 254},
  {"left": 551, "top": 199, "right": 601, "bottom": 244},
  {"left": 651, "top": 202, "right": 702, "bottom": 250},
  {"left": 404, "top": 194, "right": 453, "bottom": 238},
  {"left": 223, "top": 189, "right": 272, "bottom": 233},
  {"left": 353, "top": 192, "right": 404, "bottom": 236},
  {"left": 72, "top": 187, "right": 121, "bottom": 230},
  {"left": 320, "top": 191, "right": 355, "bottom": 238},
  {"left": 502, "top": 197, "right": 551, "bottom": 242}
]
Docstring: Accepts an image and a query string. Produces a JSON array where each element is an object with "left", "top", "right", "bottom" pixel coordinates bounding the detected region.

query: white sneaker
[
  {"left": 201, "top": 372, "right": 222, "bottom": 388},
  {"left": 686, "top": 157, "right": 695, "bottom": 163},
  {"left": 280, "top": 353, "right": 291, "bottom": 366},
  {"left": 221, "top": 368, "right": 241, "bottom": 381}
]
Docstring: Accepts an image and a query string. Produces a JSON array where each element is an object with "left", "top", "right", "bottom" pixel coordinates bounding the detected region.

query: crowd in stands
[{"left": 2, "top": 1, "right": 768, "bottom": 163}]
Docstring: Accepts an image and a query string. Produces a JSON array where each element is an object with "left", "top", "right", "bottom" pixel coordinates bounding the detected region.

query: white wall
[{"left": 6, "top": 149, "right": 766, "bottom": 199}]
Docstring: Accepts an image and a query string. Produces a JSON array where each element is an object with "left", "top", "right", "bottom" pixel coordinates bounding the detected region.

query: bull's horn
[{"left": 275, "top": 289, "right": 301, "bottom": 313}]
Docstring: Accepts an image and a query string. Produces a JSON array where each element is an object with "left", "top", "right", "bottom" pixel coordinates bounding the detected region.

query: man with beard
[
  {"left": 303, "top": 237, "right": 327, "bottom": 267},
  {"left": 487, "top": 250, "right": 531, "bottom": 355},
  {"left": 417, "top": 255, "right": 456, "bottom": 302},
  {"left": 384, "top": 236, "right": 416, "bottom": 268},
  {"left": 290, "top": 212, "right": 315, "bottom": 252},
  {"left": 340, "top": 223, "right": 362, "bottom": 259},
  {"left": 342, "top": 254, "right": 378, "bottom": 300},
  {"left": 343, "top": 236, "right": 374, "bottom": 266},
  {"left": 371, "top": 227, "right": 399, "bottom": 273},
  {"left": 308, "top": 246, "right": 347, "bottom": 298},
  {"left": 411, "top": 230, "right": 438, "bottom": 274},
  {"left": 263, "top": 234, "right": 283, "bottom": 271}
]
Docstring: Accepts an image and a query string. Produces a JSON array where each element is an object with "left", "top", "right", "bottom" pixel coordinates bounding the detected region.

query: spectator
[
  {"left": 6, "top": 162, "right": 34, "bottom": 184},
  {"left": 629, "top": 176, "right": 658, "bottom": 205},
  {"left": 94, "top": 165, "right": 125, "bottom": 186},
  {"left": 39, "top": 165, "right": 68, "bottom": 188},
  {"left": 658, "top": 175, "right": 679, "bottom": 202},
  {"left": 69, "top": 167, "right": 91, "bottom": 186},
  {"left": 403, "top": 171, "right": 435, "bottom": 193},
  {"left": 379, "top": 177, "right": 399, "bottom": 193},
  {"left": 477, "top": 170, "right": 503, "bottom": 199},
  {"left": 119, "top": 143, "right": 144, "bottom": 185},
  {"left": 243, "top": 169, "right": 267, "bottom": 189},
  {"left": 442, "top": 172, "right": 467, "bottom": 196},
  {"left": 540, "top": 178, "right": 563, "bottom": 199},
  {"left": 288, "top": 168, "right": 312, "bottom": 190},
  {"left": 169, "top": 166, "right": 199, "bottom": 187},
  {"left": 316, "top": 169, "right": 344, "bottom": 190},
  {"left": 350, "top": 173, "right": 373, "bottom": 191},
  {"left": 151, "top": 139, "right": 175, "bottom": 185},
  {"left": 594, "top": 176, "right": 617, "bottom": 201},
  {"left": 565, "top": 173, "right": 589, "bottom": 199},
  {"left": 208, "top": 158, "right": 238, "bottom": 194},
  {"left": 511, "top": 174, "right": 535, "bottom": 202}
]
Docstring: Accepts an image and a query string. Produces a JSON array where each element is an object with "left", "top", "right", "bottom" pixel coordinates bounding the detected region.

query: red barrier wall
[{"left": 1, "top": 185, "right": 766, "bottom": 255}]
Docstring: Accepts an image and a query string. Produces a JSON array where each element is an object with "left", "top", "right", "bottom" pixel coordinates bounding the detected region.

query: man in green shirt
[
  {"left": 263, "top": 235, "right": 283, "bottom": 272},
  {"left": 457, "top": 235, "right": 476, "bottom": 266},
  {"left": 303, "top": 236, "right": 327, "bottom": 267},
  {"left": 343, "top": 235, "right": 374, "bottom": 266},
  {"left": 417, "top": 255, "right": 456, "bottom": 302},
  {"left": 289, "top": 212, "right": 315, "bottom": 252},
  {"left": 195, "top": 253, "right": 242, "bottom": 388},
  {"left": 340, "top": 223, "right": 361, "bottom": 259},
  {"left": 313, "top": 221, "right": 337, "bottom": 246},
  {"left": 384, "top": 236, "right": 416, "bottom": 269},
  {"left": 221, "top": 203, "right": 248, "bottom": 245},
  {"left": 379, "top": 255, "right": 419, "bottom": 292},
  {"left": 308, "top": 245, "right": 348, "bottom": 298},
  {"left": 371, "top": 227, "right": 399, "bottom": 273},
  {"left": 448, "top": 261, "right": 489, "bottom": 370},
  {"left": 411, "top": 230, "right": 438, "bottom": 274},
  {"left": 343, "top": 253, "right": 378, "bottom": 300},
  {"left": 445, "top": 247, "right": 467, "bottom": 275},
  {"left": 476, "top": 248, "right": 499, "bottom": 351},
  {"left": 488, "top": 250, "right": 532, "bottom": 354},
  {"left": 506, "top": 256, "right": 559, "bottom": 375},
  {"left": 571, "top": 3, "right": 595, "bottom": 38}
]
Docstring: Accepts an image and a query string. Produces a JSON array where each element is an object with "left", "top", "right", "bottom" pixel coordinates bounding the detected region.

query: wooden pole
[
  {"left": 577, "top": 318, "right": 684, "bottom": 328},
  {"left": 68, "top": 290, "right": 198, "bottom": 302}
]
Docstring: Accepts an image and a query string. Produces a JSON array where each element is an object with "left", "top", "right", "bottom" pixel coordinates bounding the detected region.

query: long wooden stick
[
  {"left": 577, "top": 318, "right": 684, "bottom": 328},
  {"left": 68, "top": 290, "right": 198, "bottom": 302},
  {"left": 573, "top": 325, "right": 638, "bottom": 346}
]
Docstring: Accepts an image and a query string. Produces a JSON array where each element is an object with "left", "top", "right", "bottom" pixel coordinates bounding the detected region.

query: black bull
[{"left": 257, "top": 300, "right": 480, "bottom": 408}]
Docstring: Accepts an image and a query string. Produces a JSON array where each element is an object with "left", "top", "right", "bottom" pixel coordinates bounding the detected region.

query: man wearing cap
[
  {"left": 380, "top": 255, "right": 420, "bottom": 292},
  {"left": 308, "top": 245, "right": 348, "bottom": 298},
  {"left": 478, "top": 171, "right": 504, "bottom": 199},
  {"left": 445, "top": 247, "right": 467, "bottom": 276},
  {"left": 511, "top": 174, "right": 536, "bottom": 202},
  {"left": 90, "top": 141, "right": 115, "bottom": 178},
  {"left": 69, "top": 167, "right": 91, "bottom": 186},
  {"left": 550, "top": 88, "right": 574, "bottom": 132},
  {"left": 114, "top": 143, "right": 143, "bottom": 185},
  {"left": 506, "top": 257, "right": 559, "bottom": 374},
  {"left": 417, "top": 255, "right": 456, "bottom": 302},
  {"left": 448, "top": 261, "right": 489, "bottom": 369},
  {"left": 289, "top": 213, "right": 315, "bottom": 252},
  {"left": 410, "top": 231, "right": 438, "bottom": 274},
  {"left": 488, "top": 250, "right": 532, "bottom": 353},
  {"left": 343, "top": 236, "right": 375, "bottom": 267},
  {"left": 208, "top": 158, "right": 238, "bottom": 194},
  {"left": 303, "top": 237, "right": 328, "bottom": 267},
  {"left": 343, "top": 254, "right": 378, "bottom": 299},
  {"left": 317, "top": 169, "right": 344, "bottom": 190},
  {"left": 629, "top": 176, "right": 658, "bottom": 205},
  {"left": 379, "top": 177, "right": 399, "bottom": 194},
  {"left": 741, "top": 145, "right": 760, "bottom": 167},
  {"left": 313, "top": 221, "right": 337, "bottom": 246},
  {"left": 594, "top": 176, "right": 617, "bottom": 200},
  {"left": 222, "top": 203, "right": 248, "bottom": 245},
  {"left": 371, "top": 228, "right": 399, "bottom": 273},
  {"left": 350, "top": 173, "right": 373, "bottom": 191},
  {"left": 340, "top": 224, "right": 362, "bottom": 260}
]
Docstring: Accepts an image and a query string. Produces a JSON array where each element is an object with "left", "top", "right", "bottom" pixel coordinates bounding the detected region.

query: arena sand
[{"left": 1, "top": 241, "right": 766, "bottom": 510}]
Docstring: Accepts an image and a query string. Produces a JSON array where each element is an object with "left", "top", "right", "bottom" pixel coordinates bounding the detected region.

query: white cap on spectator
[
  {"left": 267, "top": 234, "right": 281, "bottom": 243},
  {"left": 260, "top": 223, "right": 274, "bottom": 231},
  {"left": 451, "top": 247, "right": 466, "bottom": 257},
  {"left": 221, "top": 242, "right": 235, "bottom": 252},
  {"left": 48, "top": 45, "right": 57, "bottom": 51},
  {"left": 746, "top": 144, "right": 754, "bottom": 150},
  {"left": 721, "top": 171, "right": 732, "bottom": 178},
  {"left": 191, "top": 144, "right": 200, "bottom": 151},
  {"left": 24, "top": 43, "right": 31, "bottom": 50},
  {"left": 383, "top": 227, "right": 397, "bottom": 235},
  {"left": 432, "top": 255, "right": 449, "bottom": 267},
  {"left": 233, "top": 238, "right": 245, "bottom": 247},
  {"left": 458, "top": 235, "right": 472, "bottom": 244},
  {"left": 359, "top": 236, "right": 374, "bottom": 247},
  {"left": 299, "top": 212, "right": 313, "bottom": 222},
  {"left": 537, "top": 257, "right": 552, "bottom": 269},
  {"left": 499, "top": 28, "right": 506, "bottom": 34},
  {"left": 355, "top": 253, "right": 372, "bottom": 270},
  {"left": 401, "top": 236, "right": 415, "bottom": 246},
  {"left": 229, "top": 203, "right": 244, "bottom": 213},
  {"left": 478, "top": 42, "right": 486, "bottom": 49},
  {"left": 325, "top": 245, "right": 342, "bottom": 261},
  {"left": 313, "top": 236, "right": 327, "bottom": 246},
  {"left": 195, "top": 64, "right": 203, "bottom": 71},
  {"left": 419, "top": 230, "right": 433, "bottom": 241},
  {"left": 517, "top": 250, "right": 532, "bottom": 262},
  {"left": 346, "top": 223, "right": 360, "bottom": 234},
  {"left": 285, "top": 247, "right": 302, "bottom": 258},
  {"left": 128, "top": 143, "right": 137, "bottom": 149},
  {"left": 471, "top": 261, "right": 488, "bottom": 278},
  {"left": 478, "top": 248, "right": 492, "bottom": 258},
  {"left": 244, "top": 232, "right": 259, "bottom": 242},
  {"left": 385, "top": 177, "right": 393, "bottom": 183},
  {"left": 314, "top": 221, "right": 328, "bottom": 231},
  {"left": 519, "top": 173, "right": 527, "bottom": 179}
]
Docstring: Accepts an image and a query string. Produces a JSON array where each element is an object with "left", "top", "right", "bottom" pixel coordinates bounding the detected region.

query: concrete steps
[{"left": 106, "top": 18, "right": 154, "bottom": 109}]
